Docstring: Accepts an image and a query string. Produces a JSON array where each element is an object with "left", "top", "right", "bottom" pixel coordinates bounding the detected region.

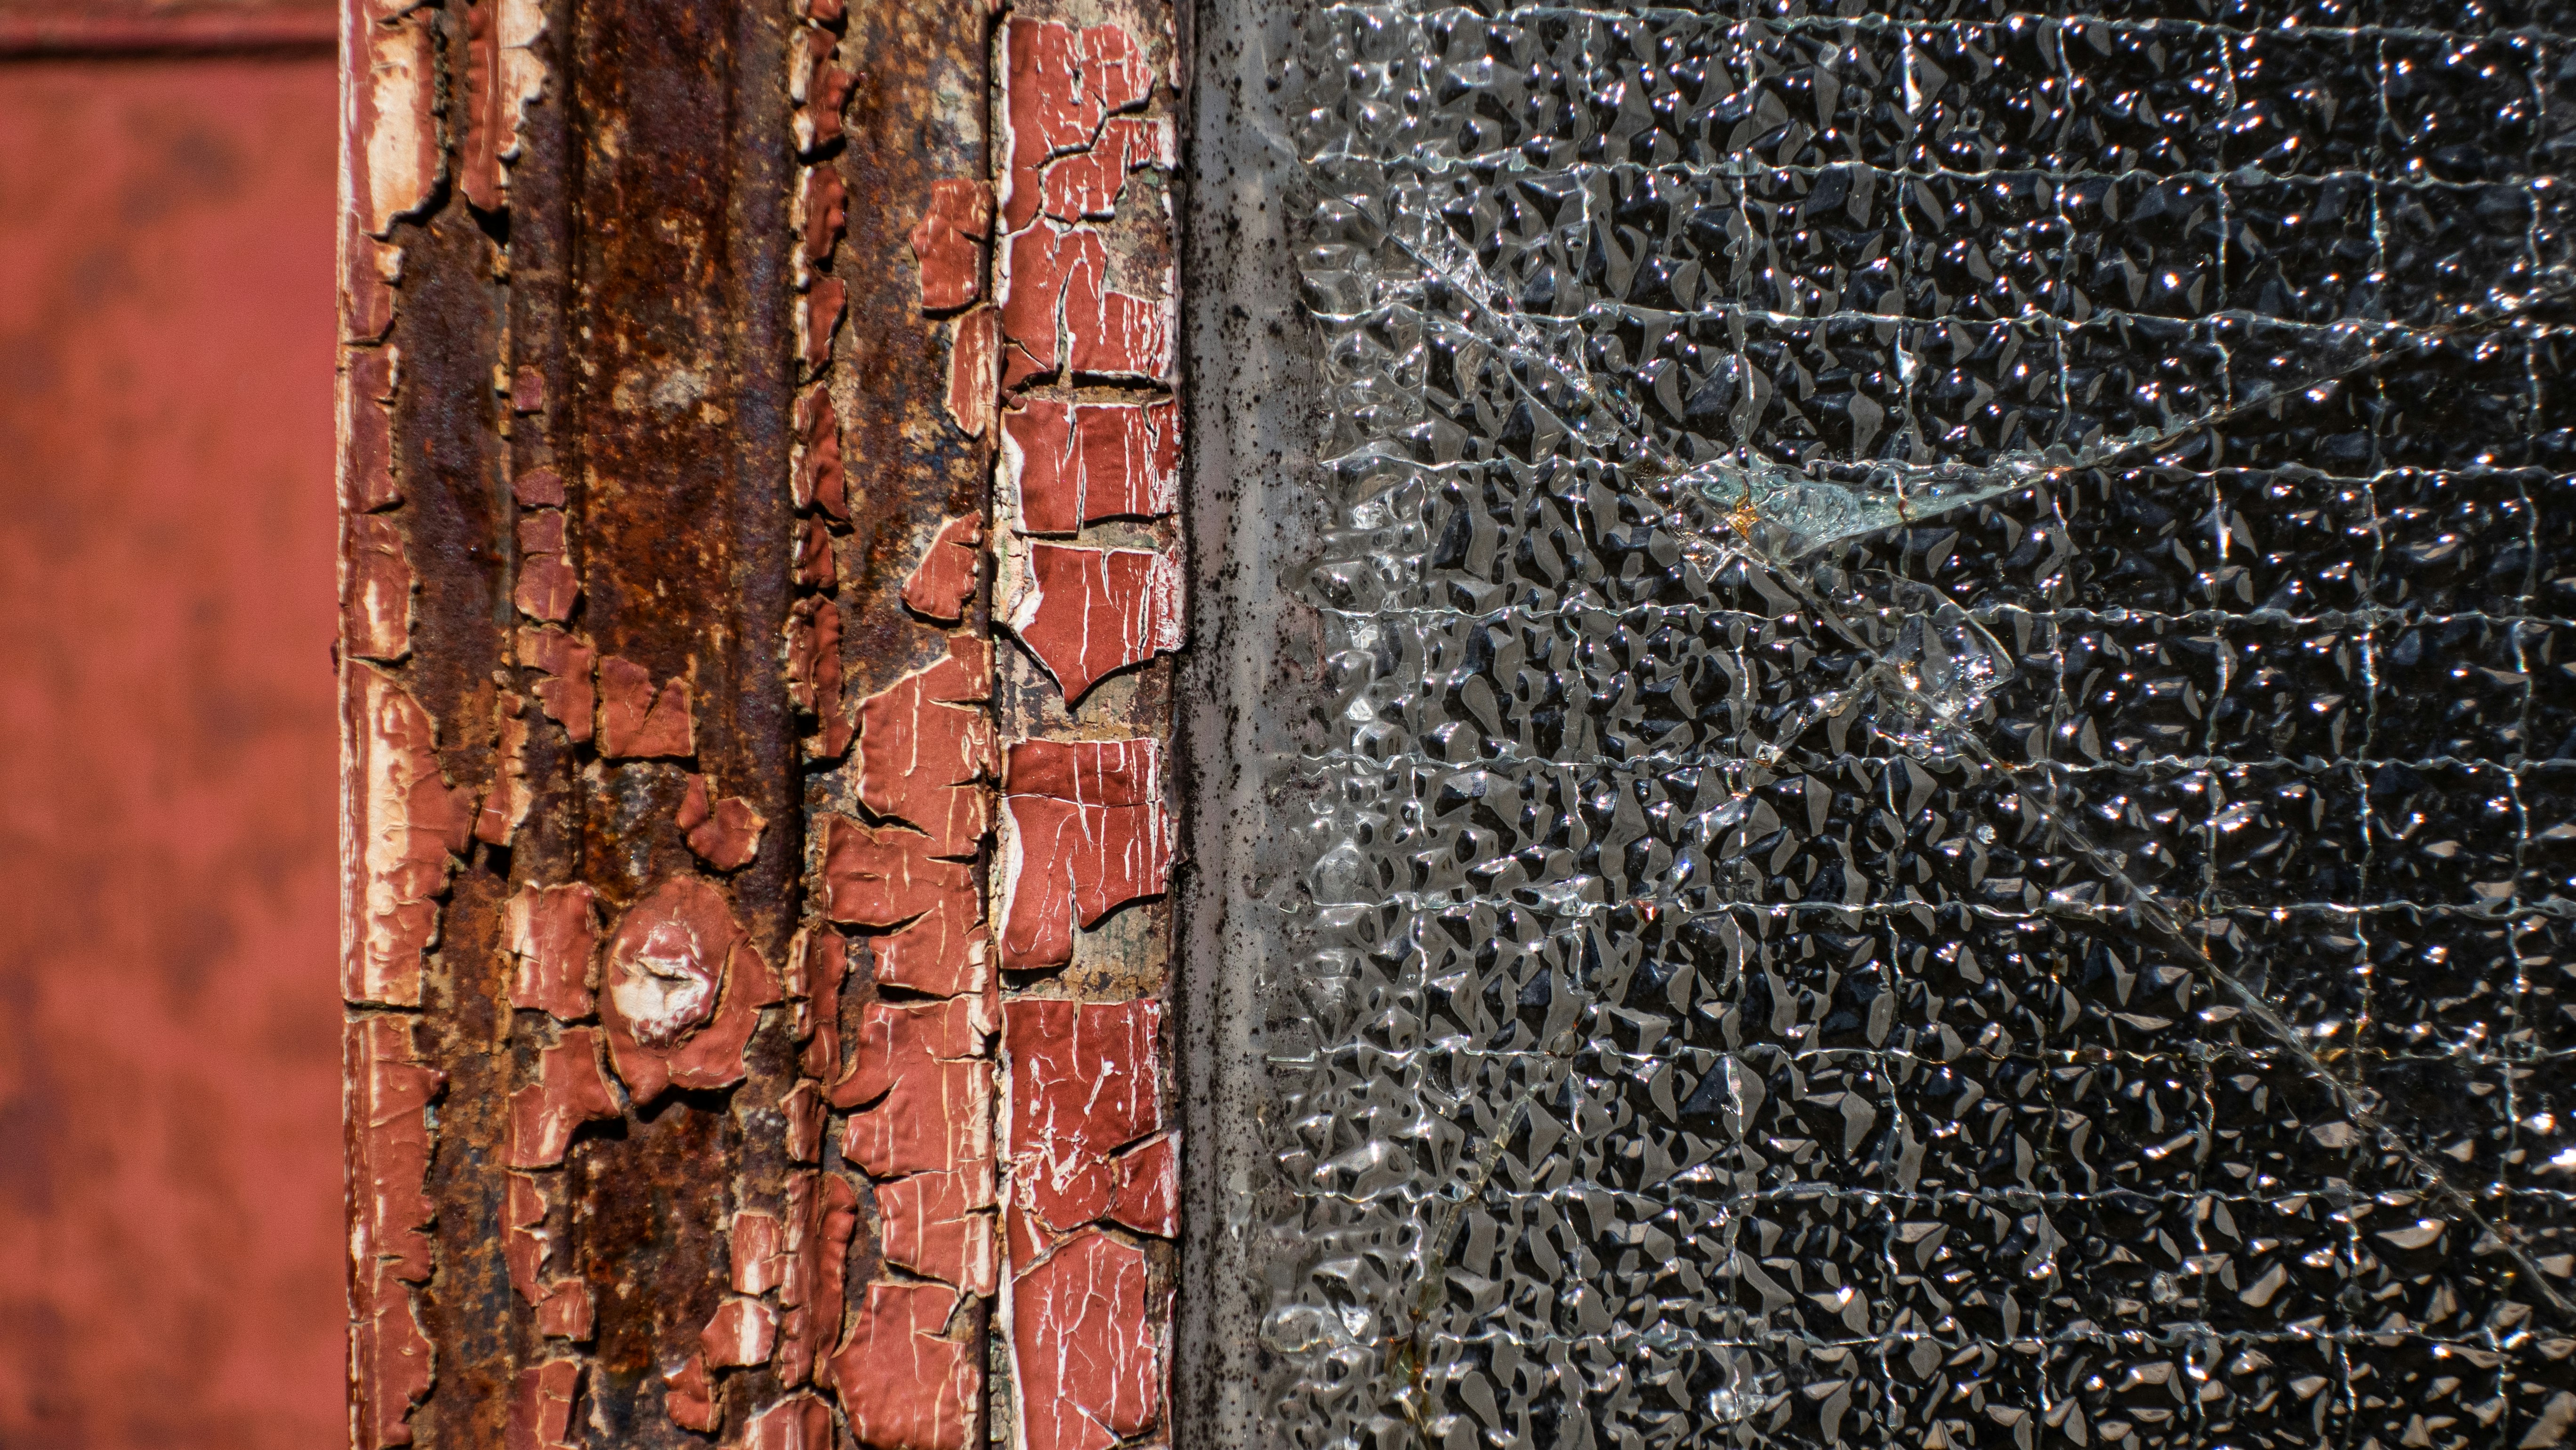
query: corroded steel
[{"left": 339, "top": 0, "right": 1179, "bottom": 1441}]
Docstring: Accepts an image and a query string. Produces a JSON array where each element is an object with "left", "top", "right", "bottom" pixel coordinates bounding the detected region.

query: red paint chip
[
  {"left": 505, "top": 1027, "right": 620, "bottom": 1169},
  {"left": 519, "top": 626, "right": 597, "bottom": 743},
  {"left": 794, "top": 386, "right": 849, "bottom": 519},
  {"left": 596, "top": 655, "right": 694, "bottom": 759},
  {"left": 702, "top": 1298, "right": 780, "bottom": 1368},
  {"left": 911, "top": 177, "right": 995, "bottom": 313},
  {"left": 350, "top": 1015, "right": 446, "bottom": 1284},
  {"left": 1008, "top": 1229, "right": 1160, "bottom": 1450},
  {"left": 903, "top": 512, "right": 986, "bottom": 624},
  {"left": 506, "top": 1359, "right": 580, "bottom": 1450},
  {"left": 827, "top": 1281, "right": 981, "bottom": 1450},
  {"left": 878, "top": 1168, "right": 999, "bottom": 1295},
  {"left": 598, "top": 876, "right": 781, "bottom": 1103},
  {"left": 503, "top": 881, "right": 599, "bottom": 1020},
  {"left": 872, "top": 889, "right": 991, "bottom": 999},
  {"left": 855, "top": 638, "right": 994, "bottom": 859},
  {"left": 822, "top": 816, "right": 975, "bottom": 928},
  {"left": 346, "top": 667, "right": 475, "bottom": 1006},
  {"left": 678, "top": 772, "right": 768, "bottom": 872},
  {"left": 1002, "top": 396, "right": 1179, "bottom": 534},
  {"left": 1004, "top": 539, "right": 1182, "bottom": 703},
  {"left": 344, "top": 513, "right": 414, "bottom": 661},
  {"left": 999, "top": 738, "right": 1173, "bottom": 968}
]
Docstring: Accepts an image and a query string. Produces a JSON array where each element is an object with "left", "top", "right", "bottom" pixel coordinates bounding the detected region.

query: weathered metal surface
[{"left": 0, "top": 51, "right": 345, "bottom": 1450}]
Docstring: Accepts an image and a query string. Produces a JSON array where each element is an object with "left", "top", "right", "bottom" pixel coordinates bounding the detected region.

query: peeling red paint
[
  {"left": 1002, "top": 397, "right": 1178, "bottom": 535},
  {"left": 1104, "top": 1131, "right": 1176, "bottom": 1239},
  {"left": 836, "top": 997, "right": 992, "bottom": 1107},
  {"left": 821, "top": 816, "right": 974, "bottom": 928},
  {"left": 502, "top": 1174, "right": 592, "bottom": 1338},
  {"left": 475, "top": 692, "right": 535, "bottom": 846},
  {"left": 702, "top": 1298, "right": 780, "bottom": 1368},
  {"left": 910, "top": 178, "right": 994, "bottom": 313},
  {"left": 783, "top": 1080, "right": 827, "bottom": 1164},
  {"left": 731, "top": 1209, "right": 786, "bottom": 1295},
  {"left": 945, "top": 308, "right": 998, "bottom": 439},
  {"left": 679, "top": 773, "right": 768, "bottom": 872},
  {"left": 797, "top": 166, "right": 849, "bottom": 286},
  {"left": 506, "top": 1358, "right": 581, "bottom": 1450},
  {"left": 1000, "top": 999, "right": 1162, "bottom": 1258},
  {"left": 872, "top": 889, "right": 990, "bottom": 999},
  {"left": 788, "top": 927, "right": 846, "bottom": 1062},
  {"left": 841, "top": 1005, "right": 994, "bottom": 1175},
  {"left": 355, "top": 1258, "right": 435, "bottom": 1450},
  {"left": 346, "top": 666, "right": 475, "bottom": 1006},
  {"left": 1039, "top": 116, "right": 1171, "bottom": 224},
  {"left": 664, "top": 1352, "right": 718, "bottom": 1435},
  {"left": 344, "top": 512, "right": 414, "bottom": 661},
  {"left": 350, "top": 1014, "right": 446, "bottom": 1284},
  {"left": 505, "top": 1027, "right": 620, "bottom": 1169},
  {"left": 799, "top": 275, "right": 847, "bottom": 379},
  {"left": 794, "top": 515, "right": 837, "bottom": 590},
  {"left": 747, "top": 1393, "right": 837, "bottom": 1450},
  {"left": 503, "top": 881, "right": 599, "bottom": 1020},
  {"left": 786, "top": 596, "right": 851, "bottom": 760},
  {"left": 998, "top": 738, "right": 1171, "bottom": 969},
  {"left": 790, "top": 27, "right": 855, "bottom": 155},
  {"left": 596, "top": 655, "right": 694, "bottom": 759},
  {"left": 343, "top": 223, "right": 400, "bottom": 345},
  {"left": 1007, "top": 1229, "right": 1158, "bottom": 1450},
  {"left": 998, "top": 224, "right": 1174, "bottom": 389},
  {"left": 341, "top": 346, "right": 399, "bottom": 510},
  {"left": 510, "top": 364, "right": 546, "bottom": 414},
  {"left": 459, "top": 0, "right": 546, "bottom": 213},
  {"left": 1004, "top": 539, "right": 1182, "bottom": 703},
  {"left": 997, "top": 19, "right": 1153, "bottom": 236},
  {"left": 779, "top": 1170, "right": 860, "bottom": 1388},
  {"left": 878, "top": 1168, "right": 998, "bottom": 1294},
  {"left": 902, "top": 511, "right": 985, "bottom": 624},
  {"left": 515, "top": 463, "right": 566, "bottom": 508},
  {"left": 793, "top": 386, "right": 849, "bottom": 520},
  {"left": 825, "top": 1281, "right": 980, "bottom": 1450},
  {"left": 347, "top": 5, "right": 442, "bottom": 237},
  {"left": 515, "top": 508, "right": 579, "bottom": 622},
  {"left": 598, "top": 876, "right": 780, "bottom": 1103},
  {"left": 855, "top": 636, "right": 993, "bottom": 859},
  {"left": 519, "top": 624, "right": 597, "bottom": 743}
]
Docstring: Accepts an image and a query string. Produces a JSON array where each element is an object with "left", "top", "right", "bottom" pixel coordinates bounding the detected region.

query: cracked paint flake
[
  {"left": 1006, "top": 1229, "right": 1159, "bottom": 1450},
  {"left": 340, "top": 349, "right": 398, "bottom": 512},
  {"left": 503, "top": 881, "right": 598, "bottom": 1020},
  {"left": 783, "top": 1080, "right": 827, "bottom": 1164},
  {"left": 825, "top": 1281, "right": 981, "bottom": 1450},
  {"left": 799, "top": 276, "right": 846, "bottom": 379},
  {"left": 518, "top": 625, "right": 596, "bottom": 743},
  {"left": 821, "top": 816, "right": 974, "bottom": 928},
  {"left": 506, "top": 1358, "right": 581, "bottom": 1450},
  {"left": 731, "top": 1209, "right": 786, "bottom": 1295},
  {"left": 780, "top": 1170, "right": 861, "bottom": 1388},
  {"left": 998, "top": 737, "right": 1171, "bottom": 970},
  {"left": 503, "top": 1174, "right": 593, "bottom": 1339},
  {"left": 513, "top": 464, "right": 565, "bottom": 508},
  {"left": 999, "top": 999, "right": 1163, "bottom": 1258},
  {"left": 789, "top": 927, "right": 846, "bottom": 1062},
  {"left": 459, "top": 0, "right": 547, "bottom": 213},
  {"left": 786, "top": 596, "right": 852, "bottom": 760},
  {"left": 945, "top": 308, "right": 999, "bottom": 440},
  {"left": 793, "top": 386, "right": 848, "bottom": 519},
  {"left": 1001, "top": 396, "right": 1178, "bottom": 535},
  {"left": 878, "top": 1168, "right": 999, "bottom": 1295},
  {"left": 794, "top": 515, "right": 837, "bottom": 590},
  {"left": 843, "top": 1057, "right": 994, "bottom": 1178},
  {"left": 356, "top": 1257, "right": 435, "bottom": 1450},
  {"left": 514, "top": 509, "right": 579, "bottom": 622},
  {"left": 911, "top": 178, "right": 995, "bottom": 313},
  {"left": 747, "top": 1393, "right": 837, "bottom": 1450},
  {"left": 834, "top": 997, "right": 992, "bottom": 1107},
  {"left": 789, "top": 26, "right": 855, "bottom": 155},
  {"left": 596, "top": 655, "right": 693, "bottom": 759},
  {"left": 997, "top": 19, "right": 1152, "bottom": 236},
  {"left": 1038, "top": 116, "right": 1170, "bottom": 224},
  {"left": 702, "top": 1298, "right": 780, "bottom": 1368},
  {"left": 346, "top": 666, "right": 475, "bottom": 1006},
  {"left": 505, "top": 1027, "right": 620, "bottom": 1169},
  {"left": 341, "top": 223, "right": 400, "bottom": 345},
  {"left": 855, "top": 635, "right": 994, "bottom": 860},
  {"left": 344, "top": 513, "right": 414, "bottom": 661},
  {"left": 598, "top": 875, "right": 779, "bottom": 1102},
  {"left": 873, "top": 889, "right": 990, "bottom": 999},
  {"left": 796, "top": 166, "right": 848, "bottom": 288},
  {"left": 1002, "top": 539, "right": 1182, "bottom": 703},
  {"left": 348, "top": 6, "right": 442, "bottom": 238},
  {"left": 997, "top": 224, "right": 1174, "bottom": 389},
  {"left": 679, "top": 773, "right": 768, "bottom": 872},
  {"left": 350, "top": 1014, "right": 445, "bottom": 1284},
  {"left": 902, "top": 512, "right": 985, "bottom": 625},
  {"left": 474, "top": 692, "right": 534, "bottom": 847},
  {"left": 664, "top": 1352, "right": 717, "bottom": 1435}
]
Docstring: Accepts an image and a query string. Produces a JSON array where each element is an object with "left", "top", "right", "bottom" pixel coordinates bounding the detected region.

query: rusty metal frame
[{"left": 336, "top": 0, "right": 1182, "bottom": 1442}]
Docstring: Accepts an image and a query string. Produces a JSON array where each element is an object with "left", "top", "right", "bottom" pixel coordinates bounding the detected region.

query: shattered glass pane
[{"left": 1261, "top": 4, "right": 2576, "bottom": 1449}]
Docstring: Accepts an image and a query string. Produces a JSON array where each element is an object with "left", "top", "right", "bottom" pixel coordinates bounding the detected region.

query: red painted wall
[{"left": 0, "top": 54, "right": 343, "bottom": 1449}]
